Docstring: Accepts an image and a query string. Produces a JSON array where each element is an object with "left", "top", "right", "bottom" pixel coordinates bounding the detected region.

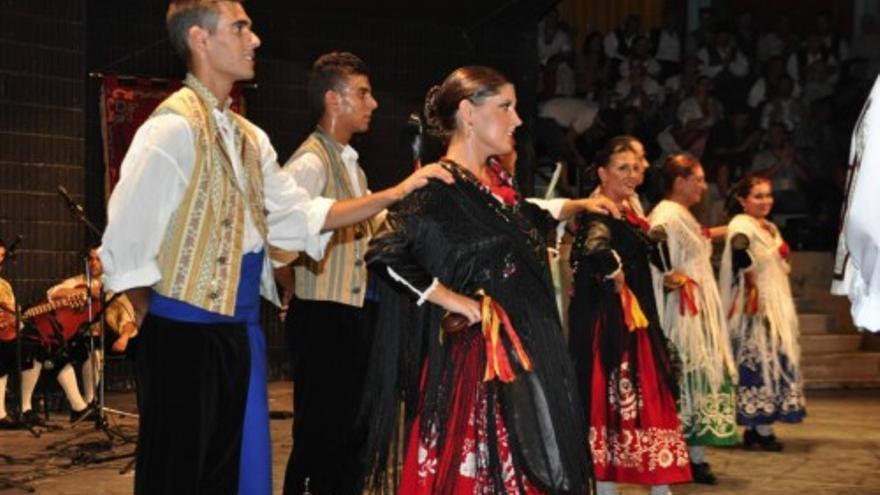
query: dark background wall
[{"left": 0, "top": 1, "right": 87, "bottom": 304}]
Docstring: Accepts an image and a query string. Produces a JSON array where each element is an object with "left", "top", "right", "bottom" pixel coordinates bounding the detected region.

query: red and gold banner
[{"left": 99, "top": 75, "right": 245, "bottom": 198}]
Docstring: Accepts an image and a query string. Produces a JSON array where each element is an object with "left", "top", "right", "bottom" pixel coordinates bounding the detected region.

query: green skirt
[{"left": 678, "top": 372, "right": 739, "bottom": 446}]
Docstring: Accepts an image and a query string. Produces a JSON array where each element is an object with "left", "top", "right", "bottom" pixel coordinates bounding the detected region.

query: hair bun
[{"left": 423, "top": 85, "right": 444, "bottom": 138}]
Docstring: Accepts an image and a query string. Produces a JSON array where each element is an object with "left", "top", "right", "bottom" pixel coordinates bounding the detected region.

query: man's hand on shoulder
[{"left": 394, "top": 164, "right": 455, "bottom": 200}]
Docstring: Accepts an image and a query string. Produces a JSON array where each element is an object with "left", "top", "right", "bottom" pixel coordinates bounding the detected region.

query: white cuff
[
  {"left": 104, "top": 262, "right": 162, "bottom": 294},
  {"left": 417, "top": 278, "right": 440, "bottom": 306},
  {"left": 386, "top": 266, "right": 438, "bottom": 306},
  {"left": 604, "top": 250, "right": 623, "bottom": 280}
]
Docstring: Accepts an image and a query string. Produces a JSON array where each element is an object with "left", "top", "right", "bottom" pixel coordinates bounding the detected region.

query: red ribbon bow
[
  {"left": 623, "top": 208, "right": 651, "bottom": 233},
  {"left": 679, "top": 277, "right": 700, "bottom": 316}
]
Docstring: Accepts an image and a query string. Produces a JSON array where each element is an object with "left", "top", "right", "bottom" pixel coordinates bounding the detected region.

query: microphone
[
  {"left": 406, "top": 113, "right": 424, "bottom": 169},
  {"left": 58, "top": 185, "right": 85, "bottom": 215}
]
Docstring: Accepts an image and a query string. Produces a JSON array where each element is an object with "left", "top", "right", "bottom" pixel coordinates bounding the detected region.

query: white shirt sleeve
[
  {"left": 283, "top": 151, "right": 327, "bottom": 198},
  {"left": 604, "top": 32, "right": 620, "bottom": 60},
  {"left": 101, "top": 114, "right": 193, "bottom": 293},
  {"left": 748, "top": 79, "right": 766, "bottom": 108},
  {"left": 101, "top": 115, "right": 336, "bottom": 293},
  {"left": 697, "top": 48, "right": 723, "bottom": 78},
  {"left": 256, "top": 128, "right": 334, "bottom": 262},
  {"left": 526, "top": 198, "right": 566, "bottom": 219},
  {"left": 729, "top": 51, "right": 749, "bottom": 78}
]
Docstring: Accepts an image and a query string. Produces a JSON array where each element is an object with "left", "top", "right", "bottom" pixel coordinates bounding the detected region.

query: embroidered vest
[
  {"left": 152, "top": 82, "right": 267, "bottom": 316},
  {"left": 291, "top": 129, "right": 372, "bottom": 307}
]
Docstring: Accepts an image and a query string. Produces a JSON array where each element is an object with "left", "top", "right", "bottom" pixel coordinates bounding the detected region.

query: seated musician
[
  {"left": 0, "top": 239, "right": 92, "bottom": 427},
  {"left": 44, "top": 247, "right": 137, "bottom": 413},
  {"left": 11, "top": 252, "right": 99, "bottom": 427}
]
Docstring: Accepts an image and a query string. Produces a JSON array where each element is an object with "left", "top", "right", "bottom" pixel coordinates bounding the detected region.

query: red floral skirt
[
  {"left": 399, "top": 330, "right": 547, "bottom": 495},
  {"left": 589, "top": 326, "right": 692, "bottom": 485}
]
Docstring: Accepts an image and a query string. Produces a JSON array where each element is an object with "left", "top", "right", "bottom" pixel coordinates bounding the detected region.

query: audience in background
[{"left": 534, "top": 6, "right": 875, "bottom": 249}]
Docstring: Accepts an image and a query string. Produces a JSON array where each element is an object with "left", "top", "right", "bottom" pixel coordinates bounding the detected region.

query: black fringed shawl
[{"left": 360, "top": 162, "right": 591, "bottom": 494}]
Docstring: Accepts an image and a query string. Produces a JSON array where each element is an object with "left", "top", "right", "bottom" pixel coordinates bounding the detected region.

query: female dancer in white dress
[
  {"left": 648, "top": 153, "right": 738, "bottom": 485},
  {"left": 719, "top": 175, "right": 806, "bottom": 451}
]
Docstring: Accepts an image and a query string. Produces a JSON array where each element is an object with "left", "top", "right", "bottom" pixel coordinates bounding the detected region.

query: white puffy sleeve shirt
[{"left": 101, "top": 111, "right": 334, "bottom": 295}]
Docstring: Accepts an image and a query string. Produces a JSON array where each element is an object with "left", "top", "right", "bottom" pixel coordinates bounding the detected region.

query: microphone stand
[
  {"left": 57, "top": 186, "right": 102, "bottom": 239},
  {"left": 56, "top": 187, "right": 137, "bottom": 471}
]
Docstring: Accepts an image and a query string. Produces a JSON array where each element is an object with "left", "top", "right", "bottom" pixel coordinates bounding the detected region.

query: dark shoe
[
  {"left": 0, "top": 415, "right": 19, "bottom": 430},
  {"left": 742, "top": 428, "right": 760, "bottom": 450},
  {"left": 69, "top": 404, "right": 97, "bottom": 423},
  {"left": 756, "top": 433, "right": 784, "bottom": 452},
  {"left": 20, "top": 409, "right": 46, "bottom": 427},
  {"left": 691, "top": 461, "right": 718, "bottom": 485}
]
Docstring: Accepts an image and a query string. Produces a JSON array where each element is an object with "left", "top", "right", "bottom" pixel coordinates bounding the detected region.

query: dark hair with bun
[
  {"left": 423, "top": 66, "right": 510, "bottom": 143},
  {"left": 725, "top": 174, "right": 771, "bottom": 215},
  {"left": 661, "top": 153, "right": 700, "bottom": 195}
]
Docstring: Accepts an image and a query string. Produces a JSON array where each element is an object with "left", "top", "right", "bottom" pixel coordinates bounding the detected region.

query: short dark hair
[
  {"left": 423, "top": 66, "right": 510, "bottom": 143},
  {"left": 307, "top": 51, "right": 370, "bottom": 119},
  {"left": 166, "top": 0, "right": 243, "bottom": 63}
]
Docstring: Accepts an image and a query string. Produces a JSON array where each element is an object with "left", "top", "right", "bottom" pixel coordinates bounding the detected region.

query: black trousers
[
  {"left": 283, "top": 298, "right": 376, "bottom": 495},
  {"left": 134, "top": 313, "right": 250, "bottom": 495}
]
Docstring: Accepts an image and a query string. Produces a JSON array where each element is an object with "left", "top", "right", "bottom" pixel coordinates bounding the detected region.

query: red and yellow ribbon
[
  {"left": 744, "top": 273, "right": 759, "bottom": 315},
  {"left": 476, "top": 289, "right": 533, "bottom": 383},
  {"left": 679, "top": 277, "right": 700, "bottom": 316},
  {"left": 727, "top": 272, "right": 759, "bottom": 319},
  {"left": 619, "top": 281, "right": 649, "bottom": 332}
]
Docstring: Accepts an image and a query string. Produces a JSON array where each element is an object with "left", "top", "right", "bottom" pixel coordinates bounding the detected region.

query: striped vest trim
[
  {"left": 152, "top": 82, "right": 267, "bottom": 316},
  {"left": 292, "top": 128, "right": 372, "bottom": 307}
]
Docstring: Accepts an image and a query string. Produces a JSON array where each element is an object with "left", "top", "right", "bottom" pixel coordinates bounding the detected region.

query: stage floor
[{"left": 0, "top": 383, "right": 878, "bottom": 494}]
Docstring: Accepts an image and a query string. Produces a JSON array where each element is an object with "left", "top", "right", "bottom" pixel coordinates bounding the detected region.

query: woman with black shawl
[
  {"left": 362, "top": 66, "right": 615, "bottom": 494},
  {"left": 569, "top": 137, "right": 692, "bottom": 495}
]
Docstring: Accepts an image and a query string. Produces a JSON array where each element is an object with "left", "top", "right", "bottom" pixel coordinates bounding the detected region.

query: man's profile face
[
  {"left": 202, "top": 1, "right": 261, "bottom": 83},
  {"left": 87, "top": 249, "right": 103, "bottom": 278},
  {"left": 336, "top": 73, "right": 378, "bottom": 134}
]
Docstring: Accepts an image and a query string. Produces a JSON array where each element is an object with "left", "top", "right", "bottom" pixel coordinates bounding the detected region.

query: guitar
[
  {"left": 22, "top": 292, "right": 90, "bottom": 320},
  {"left": 25, "top": 292, "right": 102, "bottom": 348},
  {"left": 0, "top": 303, "right": 17, "bottom": 342}
]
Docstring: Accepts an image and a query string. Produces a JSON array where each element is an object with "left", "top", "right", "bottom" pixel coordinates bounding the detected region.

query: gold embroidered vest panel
[
  {"left": 152, "top": 87, "right": 267, "bottom": 316},
  {"left": 292, "top": 131, "right": 371, "bottom": 307}
]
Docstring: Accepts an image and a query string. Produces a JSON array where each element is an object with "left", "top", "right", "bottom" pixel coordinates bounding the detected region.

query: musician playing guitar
[{"left": 42, "top": 247, "right": 137, "bottom": 418}]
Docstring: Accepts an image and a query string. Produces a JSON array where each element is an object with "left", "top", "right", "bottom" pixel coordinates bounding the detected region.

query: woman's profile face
[
  {"left": 676, "top": 165, "right": 707, "bottom": 207},
  {"left": 468, "top": 83, "right": 522, "bottom": 157},
  {"left": 627, "top": 139, "right": 648, "bottom": 186},
  {"left": 739, "top": 180, "right": 774, "bottom": 219},
  {"left": 598, "top": 150, "right": 639, "bottom": 203}
]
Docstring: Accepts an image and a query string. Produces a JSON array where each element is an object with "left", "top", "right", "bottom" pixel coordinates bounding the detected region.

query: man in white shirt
[
  {"left": 99, "top": 2, "right": 451, "bottom": 494},
  {"left": 279, "top": 51, "right": 381, "bottom": 495},
  {"left": 653, "top": 10, "right": 683, "bottom": 79}
]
